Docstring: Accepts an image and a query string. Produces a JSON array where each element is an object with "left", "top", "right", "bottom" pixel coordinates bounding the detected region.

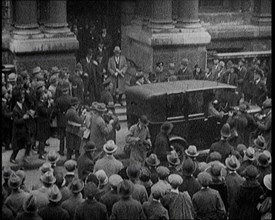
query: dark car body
[{"left": 125, "top": 80, "right": 261, "bottom": 154}]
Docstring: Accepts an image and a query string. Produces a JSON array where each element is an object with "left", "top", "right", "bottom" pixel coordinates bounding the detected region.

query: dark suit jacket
[
  {"left": 80, "top": 58, "right": 96, "bottom": 95},
  {"left": 11, "top": 102, "right": 29, "bottom": 150},
  {"left": 55, "top": 94, "right": 72, "bottom": 128},
  {"left": 77, "top": 152, "right": 95, "bottom": 180},
  {"left": 36, "top": 100, "right": 51, "bottom": 142}
]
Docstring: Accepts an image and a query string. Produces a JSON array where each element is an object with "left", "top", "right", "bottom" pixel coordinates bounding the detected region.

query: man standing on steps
[
  {"left": 55, "top": 82, "right": 72, "bottom": 156},
  {"left": 108, "top": 46, "right": 128, "bottom": 106}
]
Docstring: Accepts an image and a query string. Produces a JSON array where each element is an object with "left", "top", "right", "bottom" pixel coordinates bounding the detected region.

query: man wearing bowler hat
[
  {"left": 110, "top": 180, "right": 146, "bottom": 220},
  {"left": 65, "top": 97, "right": 86, "bottom": 160},
  {"left": 208, "top": 123, "right": 234, "bottom": 163},
  {"left": 74, "top": 182, "right": 108, "bottom": 220},
  {"left": 107, "top": 46, "right": 128, "bottom": 106},
  {"left": 38, "top": 185, "right": 69, "bottom": 220}
]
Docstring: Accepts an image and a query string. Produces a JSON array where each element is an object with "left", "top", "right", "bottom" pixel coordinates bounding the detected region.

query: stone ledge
[
  {"left": 9, "top": 36, "right": 79, "bottom": 53},
  {"left": 127, "top": 27, "right": 211, "bottom": 47},
  {"left": 206, "top": 24, "right": 271, "bottom": 39}
]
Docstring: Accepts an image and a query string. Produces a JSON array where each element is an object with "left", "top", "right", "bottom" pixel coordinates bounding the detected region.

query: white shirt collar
[
  {"left": 86, "top": 57, "right": 90, "bottom": 63},
  {"left": 256, "top": 78, "right": 261, "bottom": 84},
  {"left": 171, "top": 188, "right": 179, "bottom": 194},
  {"left": 17, "top": 102, "right": 23, "bottom": 110}
]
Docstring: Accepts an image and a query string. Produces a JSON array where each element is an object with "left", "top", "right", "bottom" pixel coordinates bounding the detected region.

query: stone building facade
[{"left": 2, "top": 0, "right": 271, "bottom": 73}]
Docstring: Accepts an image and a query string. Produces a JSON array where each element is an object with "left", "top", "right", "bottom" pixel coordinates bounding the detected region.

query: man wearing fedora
[
  {"left": 65, "top": 97, "right": 86, "bottom": 160},
  {"left": 38, "top": 185, "right": 69, "bottom": 220},
  {"left": 255, "top": 98, "right": 272, "bottom": 151},
  {"left": 255, "top": 153, "right": 271, "bottom": 189},
  {"left": 31, "top": 170, "right": 56, "bottom": 209},
  {"left": 61, "top": 177, "right": 85, "bottom": 220},
  {"left": 208, "top": 123, "right": 234, "bottom": 164},
  {"left": 100, "top": 174, "right": 123, "bottom": 217},
  {"left": 15, "top": 194, "right": 42, "bottom": 220},
  {"left": 126, "top": 115, "right": 152, "bottom": 166},
  {"left": 93, "top": 140, "right": 123, "bottom": 177},
  {"left": 70, "top": 63, "right": 85, "bottom": 104},
  {"left": 167, "top": 150, "right": 181, "bottom": 175},
  {"left": 153, "top": 121, "right": 173, "bottom": 166},
  {"left": 77, "top": 141, "right": 97, "bottom": 180},
  {"left": 237, "top": 146, "right": 257, "bottom": 177},
  {"left": 110, "top": 180, "right": 146, "bottom": 220},
  {"left": 185, "top": 145, "right": 201, "bottom": 178},
  {"left": 2, "top": 166, "right": 13, "bottom": 197},
  {"left": 145, "top": 153, "right": 160, "bottom": 184},
  {"left": 257, "top": 174, "right": 272, "bottom": 220},
  {"left": 55, "top": 81, "right": 72, "bottom": 156},
  {"left": 63, "top": 160, "right": 77, "bottom": 187},
  {"left": 224, "top": 155, "right": 244, "bottom": 220},
  {"left": 179, "top": 157, "right": 201, "bottom": 198},
  {"left": 74, "top": 182, "right": 108, "bottom": 220},
  {"left": 176, "top": 58, "right": 193, "bottom": 80},
  {"left": 5, "top": 172, "right": 30, "bottom": 215},
  {"left": 100, "top": 78, "right": 114, "bottom": 107},
  {"left": 251, "top": 68, "right": 267, "bottom": 106},
  {"left": 89, "top": 102, "right": 114, "bottom": 159},
  {"left": 107, "top": 46, "right": 128, "bottom": 106}
]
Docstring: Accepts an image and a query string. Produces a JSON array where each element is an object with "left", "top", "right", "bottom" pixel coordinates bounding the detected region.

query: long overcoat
[{"left": 108, "top": 55, "right": 128, "bottom": 95}]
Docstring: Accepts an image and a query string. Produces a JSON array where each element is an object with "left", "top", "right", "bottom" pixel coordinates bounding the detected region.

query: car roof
[{"left": 126, "top": 80, "right": 236, "bottom": 99}]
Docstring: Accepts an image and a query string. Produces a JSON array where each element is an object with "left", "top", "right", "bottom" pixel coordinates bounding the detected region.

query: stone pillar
[
  {"left": 141, "top": 0, "right": 151, "bottom": 27},
  {"left": 251, "top": 0, "right": 271, "bottom": 25},
  {"left": 13, "top": 0, "right": 42, "bottom": 38},
  {"left": 39, "top": 0, "right": 48, "bottom": 25},
  {"left": 44, "top": 1, "right": 71, "bottom": 34},
  {"left": 172, "top": 0, "right": 179, "bottom": 24},
  {"left": 132, "top": 1, "right": 143, "bottom": 26},
  {"left": 176, "top": 0, "right": 201, "bottom": 28},
  {"left": 148, "top": 0, "right": 174, "bottom": 30},
  {"left": 121, "top": 1, "right": 135, "bottom": 26}
]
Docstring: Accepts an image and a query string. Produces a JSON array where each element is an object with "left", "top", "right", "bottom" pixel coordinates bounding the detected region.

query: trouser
[
  {"left": 66, "top": 132, "right": 81, "bottom": 160},
  {"left": 58, "top": 127, "right": 66, "bottom": 154},
  {"left": 38, "top": 141, "right": 45, "bottom": 157},
  {"left": 10, "top": 138, "right": 31, "bottom": 161}
]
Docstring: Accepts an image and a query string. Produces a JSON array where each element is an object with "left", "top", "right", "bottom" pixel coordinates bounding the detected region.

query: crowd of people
[
  {"left": 1, "top": 23, "right": 272, "bottom": 220},
  {"left": 2, "top": 119, "right": 272, "bottom": 219}
]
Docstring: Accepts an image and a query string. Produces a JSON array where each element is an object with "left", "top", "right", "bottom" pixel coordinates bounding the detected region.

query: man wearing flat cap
[
  {"left": 107, "top": 46, "right": 128, "bottom": 106},
  {"left": 110, "top": 180, "right": 146, "bottom": 220},
  {"left": 161, "top": 174, "right": 194, "bottom": 220},
  {"left": 126, "top": 115, "right": 152, "bottom": 166},
  {"left": 192, "top": 172, "right": 226, "bottom": 220},
  {"left": 65, "top": 97, "right": 86, "bottom": 160}
]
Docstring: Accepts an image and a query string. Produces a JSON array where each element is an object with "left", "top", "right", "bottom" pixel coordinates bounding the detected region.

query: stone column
[
  {"left": 39, "top": 0, "right": 48, "bottom": 25},
  {"left": 132, "top": 1, "right": 143, "bottom": 26},
  {"left": 44, "top": 1, "right": 71, "bottom": 34},
  {"left": 13, "top": 0, "right": 42, "bottom": 38},
  {"left": 172, "top": 0, "right": 179, "bottom": 24},
  {"left": 176, "top": 0, "right": 201, "bottom": 28},
  {"left": 121, "top": 1, "right": 135, "bottom": 26},
  {"left": 148, "top": 0, "right": 174, "bottom": 30},
  {"left": 251, "top": 0, "right": 271, "bottom": 25},
  {"left": 141, "top": 0, "right": 151, "bottom": 27}
]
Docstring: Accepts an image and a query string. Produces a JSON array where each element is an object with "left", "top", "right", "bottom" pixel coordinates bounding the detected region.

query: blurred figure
[{"left": 176, "top": 58, "right": 193, "bottom": 80}]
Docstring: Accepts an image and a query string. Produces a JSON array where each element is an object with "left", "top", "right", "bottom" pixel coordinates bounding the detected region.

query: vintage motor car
[{"left": 125, "top": 80, "right": 261, "bottom": 161}]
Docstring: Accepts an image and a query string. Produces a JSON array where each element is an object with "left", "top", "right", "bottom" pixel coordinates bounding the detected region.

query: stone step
[
  {"left": 118, "top": 114, "right": 127, "bottom": 122},
  {"left": 115, "top": 107, "right": 126, "bottom": 115}
]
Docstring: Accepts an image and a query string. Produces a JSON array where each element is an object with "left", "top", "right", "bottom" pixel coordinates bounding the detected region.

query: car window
[
  {"left": 187, "top": 91, "right": 204, "bottom": 115},
  {"left": 167, "top": 93, "right": 187, "bottom": 118}
]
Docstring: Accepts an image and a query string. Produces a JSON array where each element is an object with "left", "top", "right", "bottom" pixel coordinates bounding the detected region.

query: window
[
  {"left": 187, "top": 91, "right": 204, "bottom": 115},
  {"left": 167, "top": 93, "right": 187, "bottom": 119}
]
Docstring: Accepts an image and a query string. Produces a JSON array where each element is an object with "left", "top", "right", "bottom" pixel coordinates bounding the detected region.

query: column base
[
  {"left": 251, "top": 14, "right": 271, "bottom": 26},
  {"left": 176, "top": 19, "right": 202, "bottom": 29},
  {"left": 148, "top": 19, "right": 175, "bottom": 30}
]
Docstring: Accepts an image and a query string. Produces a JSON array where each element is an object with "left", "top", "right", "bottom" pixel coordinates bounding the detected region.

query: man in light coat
[{"left": 107, "top": 46, "right": 128, "bottom": 106}]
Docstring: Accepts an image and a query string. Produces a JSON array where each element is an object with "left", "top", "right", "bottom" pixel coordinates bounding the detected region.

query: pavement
[{"left": 2, "top": 121, "right": 129, "bottom": 171}]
